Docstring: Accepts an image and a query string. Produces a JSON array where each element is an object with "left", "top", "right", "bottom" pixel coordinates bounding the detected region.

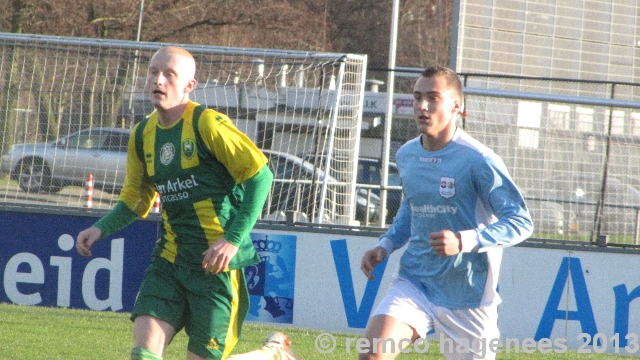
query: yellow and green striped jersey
[{"left": 120, "top": 101, "right": 266, "bottom": 270}]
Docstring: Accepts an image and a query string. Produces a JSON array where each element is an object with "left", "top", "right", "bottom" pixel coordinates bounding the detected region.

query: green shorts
[{"left": 131, "top": 257, "right": 249, "bottom": 359}]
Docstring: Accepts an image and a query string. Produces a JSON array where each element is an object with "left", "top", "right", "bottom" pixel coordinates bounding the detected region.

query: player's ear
[
  {"left": 452, "top": 100, "right": 461, "bottom": 114},
  {"left": 184, "top": 78, "right": 197, "bottom": 93}
]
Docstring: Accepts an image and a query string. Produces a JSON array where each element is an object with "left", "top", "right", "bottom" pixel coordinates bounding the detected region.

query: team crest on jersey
[
  {"left": 160, "top": 143, "right": 175, "bottom": 165},
  {"left": 182, "top": 139, "right": 196, "bottom": 159},
  {"left": 439, "top": 177, "right": 455, "bottom": 199}
]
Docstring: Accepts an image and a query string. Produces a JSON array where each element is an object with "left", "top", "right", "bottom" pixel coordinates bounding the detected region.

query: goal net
[{"left": 0, "top": 33, "right": 368, "bottom": 225}]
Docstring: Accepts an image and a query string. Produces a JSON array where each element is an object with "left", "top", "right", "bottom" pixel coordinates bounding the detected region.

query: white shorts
[{"left": 372, "top": 278, "right": 499, "bottom": 360}]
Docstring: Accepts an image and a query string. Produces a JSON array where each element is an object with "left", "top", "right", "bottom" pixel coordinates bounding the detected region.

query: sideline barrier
[{"left": 2, "top": 205, "right": 640, "bottom": 355}]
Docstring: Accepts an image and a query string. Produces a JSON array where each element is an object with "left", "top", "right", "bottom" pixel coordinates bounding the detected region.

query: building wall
[{"left": 454, "top": 0, "right": 640, "bottom": 83}]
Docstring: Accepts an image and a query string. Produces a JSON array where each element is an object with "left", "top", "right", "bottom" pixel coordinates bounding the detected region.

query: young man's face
[
  {"left": 145, "top": 50, "right": 196, "bottom": 111},
  {"left": 412, "top": 75, "right": 460, "bottom": 137}
]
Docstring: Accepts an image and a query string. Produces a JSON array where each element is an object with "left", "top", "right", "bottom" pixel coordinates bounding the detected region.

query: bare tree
[{"left": 0, "top": 0, "right": 452, "bottom": 75}]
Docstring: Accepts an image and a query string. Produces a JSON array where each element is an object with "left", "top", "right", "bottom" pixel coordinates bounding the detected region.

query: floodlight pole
[{"left": 378, "top": 0, "right": 400, "bottom": 227}]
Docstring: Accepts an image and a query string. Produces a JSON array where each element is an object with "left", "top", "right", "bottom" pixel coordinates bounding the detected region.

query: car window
[
  {"left": 605, "top": 184, "right": 640, "bottom": 206},
  {"left": 102, "top": 133, "right": 129, "bottom": 152},
  {"left": 356, "top": 163, "right": 367, "bottom": 184},
  {"left": 268, "top": 155, "right": 310, "bottom": 180},
  {"left": 63, "top": 132, "right": 107, "bottom": 150},
  {"left": 624, "top": 185, "right": 640, "bottom": 207},
  {"left": 370, "top": 164, "right": 382, "bottom": 185},
  {"left": 357, "top": 161, "right": 401, "bottom": 186},
  {"left": 388, "top": 165, "right": 401, "bottom": 186}
]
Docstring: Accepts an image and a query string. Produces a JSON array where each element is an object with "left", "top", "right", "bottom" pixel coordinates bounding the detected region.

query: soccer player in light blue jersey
[{"left": 359, "top": 66, "right": 533, "bottom": 360}]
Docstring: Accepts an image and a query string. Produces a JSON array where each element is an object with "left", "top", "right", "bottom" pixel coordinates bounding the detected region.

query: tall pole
[
  {"left": 136, "top": 0, "right": 145, "bottom": 42},
  {"left": 378, "top": 0, "right": 400, "bottom": 227},
  {"left": 128, "top": 0, "right": 145, "bottom": 128}
]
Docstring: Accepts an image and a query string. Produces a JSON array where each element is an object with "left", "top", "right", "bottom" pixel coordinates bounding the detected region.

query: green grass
[{"left": 0, "top": 303, "right": 636, "bottom": 359}]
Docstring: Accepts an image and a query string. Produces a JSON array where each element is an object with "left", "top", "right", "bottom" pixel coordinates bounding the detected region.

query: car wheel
[{"left": 16, "top": 158, "right": 53, "bottom": 193}]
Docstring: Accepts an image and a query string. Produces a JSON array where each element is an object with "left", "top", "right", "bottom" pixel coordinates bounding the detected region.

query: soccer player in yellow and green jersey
[{"left": 76, "top": 46, "right": 273, "bottom": 360}]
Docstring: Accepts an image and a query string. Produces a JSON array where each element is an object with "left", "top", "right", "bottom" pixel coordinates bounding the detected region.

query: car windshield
[
  {"left": 357, "top": 159, "right": 400, "bottom": 186},
  {"left": 266, "top": 152, "right": 334, "bottom": 182}
]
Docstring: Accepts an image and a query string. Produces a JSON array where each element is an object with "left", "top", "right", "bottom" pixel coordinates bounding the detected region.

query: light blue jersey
[{"left": 379, "top": 129, "right": 533, "bottom": 309}]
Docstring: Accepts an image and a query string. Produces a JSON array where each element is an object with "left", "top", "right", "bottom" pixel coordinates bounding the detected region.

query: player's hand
[
  {"left": 429, "top": 230, "right": 462, "bottom": 256},
  {"left": 360, "top": 246, "right": 388, "bottom": 280},
  {"left": 202, "top": 238, "right": 238, "bottom": 274},
  {"left": 76, "top": 226, "right": 102, "bottom": 257}
]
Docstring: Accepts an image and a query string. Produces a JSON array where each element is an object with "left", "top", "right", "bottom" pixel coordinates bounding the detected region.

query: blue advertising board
[
  {"left": 0, "top": 210, "right": 298, "bottom": 320},
  {"left": 0, "top": 210, "right": 159, "bottom": 311}
]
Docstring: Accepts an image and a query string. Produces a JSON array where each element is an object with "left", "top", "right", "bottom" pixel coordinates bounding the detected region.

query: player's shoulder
[
  {"left": 198, "top": 106, "right": 231, "bottom": 127},
  {"left": 133, "top": 112, "right": 158, "bottom": 139},
  {"left": 396, "top": 135, "right": 422, "bottom": 156},
  {"left": 453, "top": 130, "right": 511, "bottom": 175},
  {"left": 452, "top": 128, "right": 494, "bottom": 158}
]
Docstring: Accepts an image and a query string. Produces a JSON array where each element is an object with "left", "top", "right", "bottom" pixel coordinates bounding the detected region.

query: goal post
[{"left": 0, "top": 32, "right": 369, "bottom": 225}]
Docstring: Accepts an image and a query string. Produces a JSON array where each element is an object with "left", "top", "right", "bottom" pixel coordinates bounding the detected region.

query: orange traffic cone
[{"left": 83, "top": 173, "right": 94, "bottom": 208}]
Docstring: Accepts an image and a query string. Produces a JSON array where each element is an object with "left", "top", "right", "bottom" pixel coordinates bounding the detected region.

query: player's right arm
[
  {"left": 75, "top": 123, "right": 155, "bottom": 256},
  {"left": 378, "top": 196, "right": 412, "bottom": 254},
  {"left": 360, "top": 197, "right": 412, "bottom": 280},
  {"left": 76, "top": 226, "right": 102, "bottom": 257},
  {"left": 360, "top": 246, "right": 388, "bottom": 280}
]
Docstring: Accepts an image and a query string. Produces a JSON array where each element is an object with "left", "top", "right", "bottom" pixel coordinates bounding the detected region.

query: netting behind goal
[{"left": 0, "top": 33, "right": 368, "bottom": 225}]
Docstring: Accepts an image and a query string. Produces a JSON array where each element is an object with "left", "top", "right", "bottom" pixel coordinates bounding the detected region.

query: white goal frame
[{"left": 0, "top": 33, "right": 368, "bottom": 225}]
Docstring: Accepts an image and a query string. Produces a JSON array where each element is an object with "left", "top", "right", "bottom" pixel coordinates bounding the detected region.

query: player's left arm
[
  {"left": 223, "top": 165, "right": 273, "bottom": 245},
  {"left": 198, "top": 112, "right": 273, "bottom": 246},
  {"left": 458, "top": 154, "right": 534, "bottom": 253}
]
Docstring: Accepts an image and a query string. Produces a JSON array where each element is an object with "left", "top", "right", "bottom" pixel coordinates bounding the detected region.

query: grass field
[{"left": 0, "top": 303, "right": 636, "bottom": 359}]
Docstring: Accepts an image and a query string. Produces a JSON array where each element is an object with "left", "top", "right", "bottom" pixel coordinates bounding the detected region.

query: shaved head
[
  {"left": 145, "top": 46, "right": 198, "bottom": 123},
  {"left": 151, "top": 46, "right": 196, "bottom": 79}
]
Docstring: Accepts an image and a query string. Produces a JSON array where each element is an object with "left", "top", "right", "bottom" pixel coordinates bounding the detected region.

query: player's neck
[
  {"left": 156, "top": 103, "right": 188, "bottom": 127},
  {"left": 421, "top": 126, "right": 457, "bottom": 151}
]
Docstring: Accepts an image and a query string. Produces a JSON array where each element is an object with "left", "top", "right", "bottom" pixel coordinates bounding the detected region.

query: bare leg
[
  {"left": 359, "top": 314, "right": 419, "bottom": 360},
  {"left": 133, "top": 315, "right": 177, "bottom": 356}
]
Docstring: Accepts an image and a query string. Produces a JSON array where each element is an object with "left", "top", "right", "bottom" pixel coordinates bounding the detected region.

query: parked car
[
  {"left": 356, "top": 157, "right": 402, "bottom": 224},
  {"left": 300, "top": 154, "right": 402, "bottom": 225},
  {"left": 532, "top": 173, "right": 640, "bottom": 236},
  {"left": 524, "top": 192, "right": 576, "bottom": 235},
  {"left": 262, "top": 150, "right": 382, "bottom": 225},
  {"left": 0, "top": 128, "right": 130, "bottom": 194}
]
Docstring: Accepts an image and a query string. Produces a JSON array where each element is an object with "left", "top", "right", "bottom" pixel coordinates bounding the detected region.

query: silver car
[
  {"left": 262, "top": 150, "right": 382, "bottom": 225},
  {"left": 531, "top": 173, "right": 640, "bottom": 236},
  {"left": 0, "top": 128, "right": 130, "bottom": 193}
]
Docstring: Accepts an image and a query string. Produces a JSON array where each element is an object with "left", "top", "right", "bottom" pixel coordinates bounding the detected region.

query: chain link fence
[
  {"left": 461, "top": 74, "right": 640, "bottom": 245},
  {"left": 1, "top": 32, "right": 640, "bottom": 246}
]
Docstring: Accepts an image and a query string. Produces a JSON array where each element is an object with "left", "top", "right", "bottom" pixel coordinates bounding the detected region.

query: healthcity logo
[{"left": 411, "top": 204, "right": 458, "bottom": 218}]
